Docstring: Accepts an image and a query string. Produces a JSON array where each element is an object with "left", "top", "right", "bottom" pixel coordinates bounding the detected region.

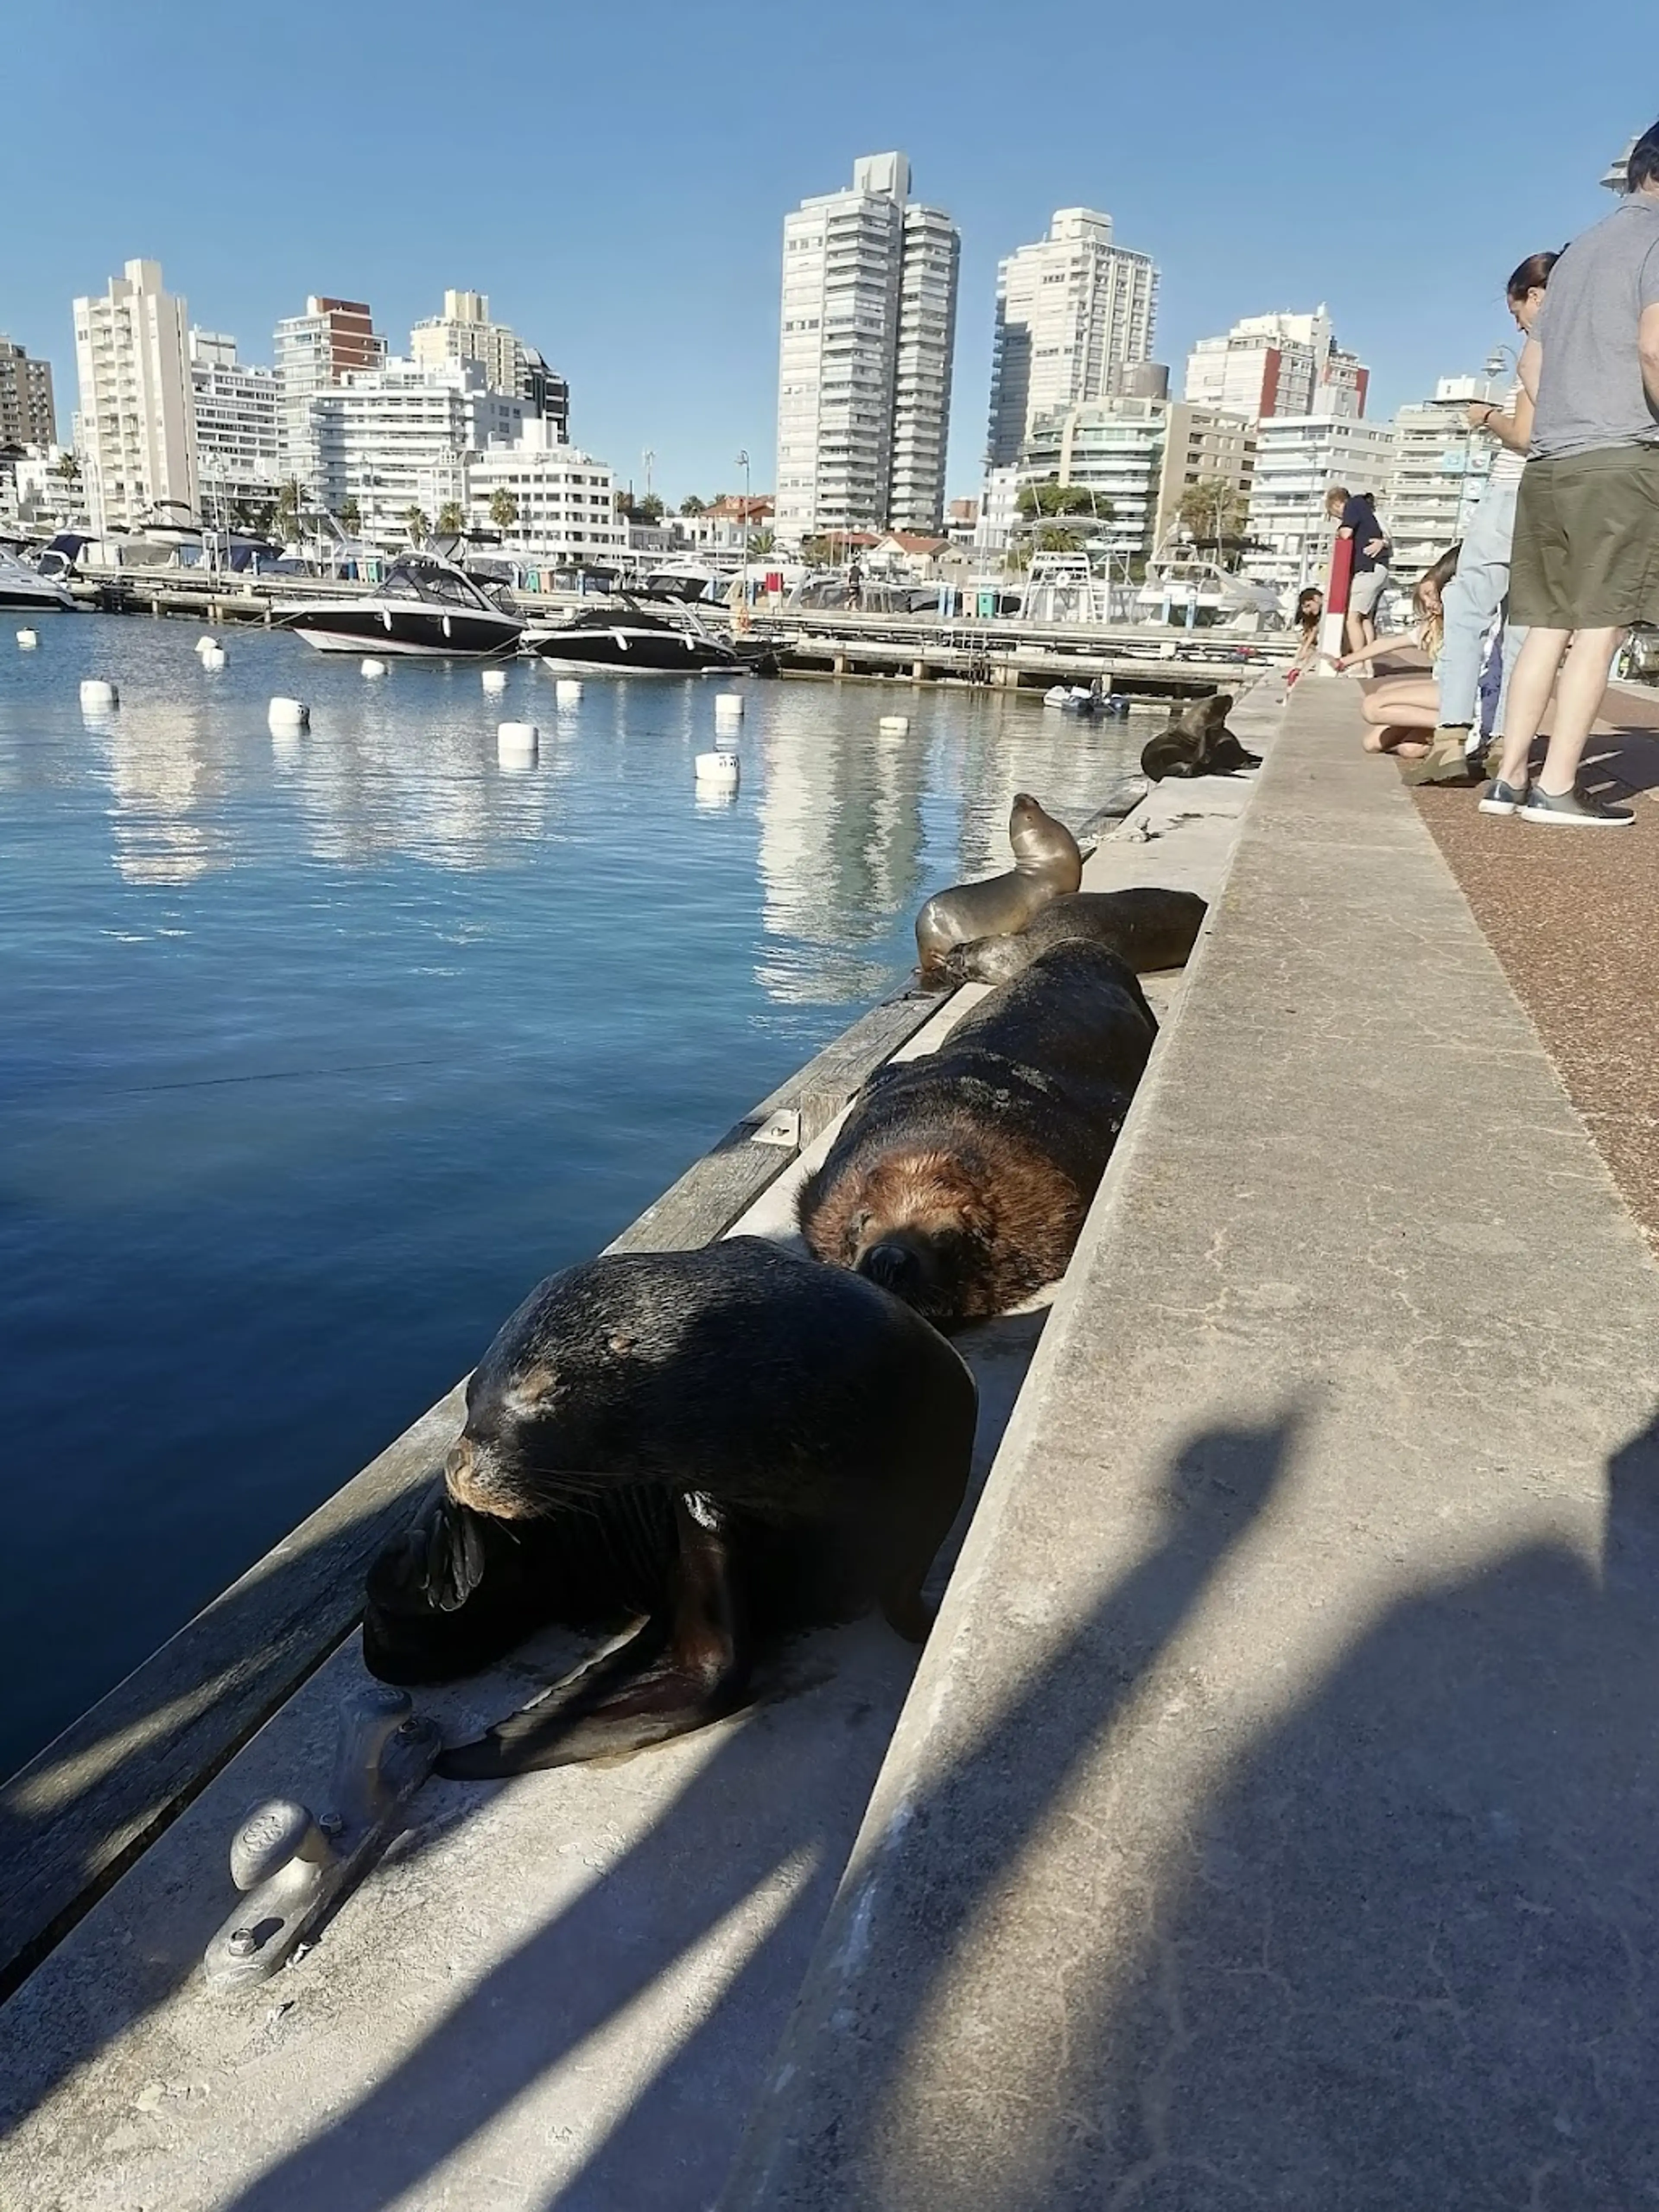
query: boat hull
[
  {"left": 525, "top": 626, "right": 737, "bottom": 675},
  {"left": 289, "top": 607, "right": 522, "bottom": 658}
]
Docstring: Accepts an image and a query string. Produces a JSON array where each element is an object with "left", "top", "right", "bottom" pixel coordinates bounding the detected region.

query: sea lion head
[
  {"left": 934, "top": 933, "right": 1030, "bottom": 989},
  {"left": 816, "top": 1151, "right": 998, "bottom": 1328},
  {"left": 442, "top": 1275, "right": 599, "bottom": 1521},
  {"left": 1008, "top": 794, "right": 1082, "bottom": 886}
]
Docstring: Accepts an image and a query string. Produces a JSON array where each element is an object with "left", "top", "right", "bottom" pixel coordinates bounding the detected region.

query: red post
[{"left": 1315, "top": 527, "right": 1353, "bottom": 676}]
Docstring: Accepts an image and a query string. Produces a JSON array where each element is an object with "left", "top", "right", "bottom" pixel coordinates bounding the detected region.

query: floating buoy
[
  {"left": 16, "top": 628, "right": 38, "bottom": 649},
  {"left": 194, "top": 634, "right": 219, "bottom": 657},
  {"left": 200, "top": 645, "right": 226, "bottom": 670},
  {"left": 481, "top": 666, "right": 508, "bottom": 694},
  {"left": 877, "top": 714, "right": 909, "bottom": 735},
  {"left": 695, "top": 748, "right": 741, "bottom": 789},
  {"left": 80, "top": 677, "right": 118, "bottom": 710},
  {"left": 361, "top": 657, "right": 388, "bottom": 678},
  {"left": 554, "top": 678, "right": 583, "bottom": 705},
  {"left": 268, "top": 696, "right": 309, "bottom": 730},
  {"left": 714, "top": 691, "right": 745, "bottom": 721},
  {"left": 497, "top": 720, "right": 539, "bottom": 766}
]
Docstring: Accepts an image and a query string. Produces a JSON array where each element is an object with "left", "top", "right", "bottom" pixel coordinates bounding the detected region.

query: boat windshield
[{"left": 380, "top": 563, "right": 493, "bottom": 611}]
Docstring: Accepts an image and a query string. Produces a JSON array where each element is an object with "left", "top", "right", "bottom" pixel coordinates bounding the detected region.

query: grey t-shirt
[{"left": 1530, "top": 191, "right": 1659, "bottom": 458}]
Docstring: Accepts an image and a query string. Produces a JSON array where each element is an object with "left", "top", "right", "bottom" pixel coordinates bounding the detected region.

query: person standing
[
  {"left": 1484, "top": 123, "right": 1659, "bottom": 825},
  {"left": 1325, "top": 487, "right": 1392, "bottom": 656},
  {"left": 1405, "top": 251, "right": 1557, "bottom": 786}
]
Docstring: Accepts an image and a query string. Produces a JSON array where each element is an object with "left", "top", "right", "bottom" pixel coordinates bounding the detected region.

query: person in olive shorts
[{"left": 1484, "top": 118, "right": 1659, "bottom": 826}]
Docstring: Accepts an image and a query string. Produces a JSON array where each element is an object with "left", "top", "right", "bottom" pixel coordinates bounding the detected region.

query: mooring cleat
[{"left": 202, "top": 1684, "right": 439, "bottom": 1991}]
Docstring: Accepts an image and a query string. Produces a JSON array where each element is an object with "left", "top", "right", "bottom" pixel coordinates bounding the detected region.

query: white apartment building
[
  {"left": 985, "top": 209, "right": 1159, "bottom": 469},
  {"left": 273, "top": 296, "right": 387, "bottom": 504},
  {"left": 1185, "top": 308, "right": 1370, "bottom": 422},
  {"left": 1387, "top": 376, "right": 1502, "bottom": 579},
  {"left": 312, "top": 358, "right": 527, "bottom": 539},
  {"left": 1243, "top": 414, "right": 1397, "bottom": 586},
  {"left": 1018, "top": 397, "right": 1166, "bottom": 564},
  {"left": 465, "top": 418, "right": 624, "bottom": 563},
  {"left": 0, "top": 336, "right": 56, "bottom": 448},
  {"left": 0, "top": 447, "right": 89, "bottom": 532},
  {"left": 73, "top": 258, "right": 198, "bottom": 532},
  {"left": 410, "top": 288, "right": 570, "bottom": 441},
  {"left": 1153, "top": 403, "right": 1259, "bottom": 556},
  {"left": 774, "top": 151, "right": 960, "bottom": 543},
  {"left": 189, "top": 331, "right": 281, "bottom": 524}
]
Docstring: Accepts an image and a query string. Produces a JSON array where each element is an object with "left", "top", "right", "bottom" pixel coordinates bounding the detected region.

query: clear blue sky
[{"left": 3, "top": 3, "right": 1649, "bottom": 506}]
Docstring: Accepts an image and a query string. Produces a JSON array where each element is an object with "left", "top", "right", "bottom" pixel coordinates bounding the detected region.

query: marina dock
[{"left": 4, "top": 672, "right": 1656, "bottom": 2208}]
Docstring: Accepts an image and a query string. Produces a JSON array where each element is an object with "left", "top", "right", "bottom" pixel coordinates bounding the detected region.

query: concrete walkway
[{"left": 722, "top": 678, "right": 1659, "bottom": 2210}]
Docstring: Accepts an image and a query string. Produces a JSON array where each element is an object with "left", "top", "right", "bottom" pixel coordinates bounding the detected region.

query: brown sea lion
[
  {"left": 914, "top": 793, "right": 1082, "bottom": 979},
  {"left": 1139, "top": 693, "right": 1262, "bottom": 782},
  {"left": 798, "top": 941, "right": 1157, "bottom": 1328},
  {"left": 362, "top": 1238, "right": 977, "bottom": 1778},
  {"left": 933, "top": 887, "right": 1208, "bottom": 989}
]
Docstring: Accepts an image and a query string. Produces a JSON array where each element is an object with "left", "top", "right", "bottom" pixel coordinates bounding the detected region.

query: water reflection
[{"left": 86, "top": 690, "right": 236, "bottom": 888}]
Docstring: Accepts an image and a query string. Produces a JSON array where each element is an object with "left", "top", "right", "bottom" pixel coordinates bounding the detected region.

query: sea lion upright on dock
[
  {"left": 798, "top": 940, "right": 1158, "bottom": 1327},
  {"left": 362, "top": 1238, "right": 977, "bottom": 1778},
  {"left": 1139, "top": 693, "right": 1262, "bottom": 783},
  {"left": 914, "top": 793, "right": 1082, "bottom": 980},
  {"left": 933, "top": 886, "right": 1208, "bottom": 988}
]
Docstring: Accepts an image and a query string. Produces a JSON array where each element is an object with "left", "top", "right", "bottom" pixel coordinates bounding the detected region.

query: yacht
[
  {"left": 0, "top": 544, "right": 77, "bottom": 613},
  {"left": 523, "top": 592, "right": 739, "bottom": 675},
  {"left": 1135, "top": 549, "right": 1283, "bottom": 627},
  {"left": 283, "top": 560, "right": 524, "bottom": 658}
]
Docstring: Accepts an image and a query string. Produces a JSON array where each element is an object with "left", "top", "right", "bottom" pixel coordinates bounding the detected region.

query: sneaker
[
  {"left": 1478, "top": 778, "right": 1528, "bottom": 817},
  {"left": 1518, "top": 783, "right": 1636, "bottom": 827}
]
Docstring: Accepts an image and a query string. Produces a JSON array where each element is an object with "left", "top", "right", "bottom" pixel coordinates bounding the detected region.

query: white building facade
[
  {"left": 465, "top": 419, "right": 624, "bottom": 563},
  {"left": 1243, "top": 414, "right": 1397, "bottom": 586},
  {"left": 273, "top": 296, "right": 387, "bottom": 505},
  {"left": 73, "top": 258, "right": 198, "bottom": 532},
  {"left": 774, "top": 152, "right": 960, "bottom": 544},
  {"left": 1185, "top": 309, "right": 1370, "bottom": 422},
  {"left": 985, "top": 209, "right": 1160, "bottom": 470},
  {"left": 189, "top": 331, "right": 281, "bottom": 524},
  {"left": 410, "top": 289, "right": 570, "bottom": 439},
  {"left": 1386, "top": 376, "right": 1502, "bottom": 579},
  {"left": 312, "top": 358, "right": 526, "bottom": 540},
  {"left": 1017, "top": 397, "right": 1167, "bottom": 564}
]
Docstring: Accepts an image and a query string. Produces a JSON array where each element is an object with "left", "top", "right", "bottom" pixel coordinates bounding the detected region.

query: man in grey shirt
[{"left": 1485, "top": 119, "right": 1659, "bottom": 826}]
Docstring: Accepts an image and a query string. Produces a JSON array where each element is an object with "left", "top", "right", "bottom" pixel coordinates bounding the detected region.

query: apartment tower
[
  {"left": 410, "top": 290, "right": 570, "bottom": 439},
  {"left": 0, "top": 337, "right": 57, "bottom": 449},
  {"left": 73, "top": 259, "right": 197, "bottom": 532},
  {"left": 775, "top": 152, "right": 960, "bottom": 543},
  {"left": 1183, "top": 309, "right": 1370, "bottom": 421},
  {"left": 273, "top": 296, "right": 387, "bottom": 503}
]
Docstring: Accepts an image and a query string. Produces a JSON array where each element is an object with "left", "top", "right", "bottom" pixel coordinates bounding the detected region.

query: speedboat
[
  {"left": 283, "top": 559, "right": 524, "bottom": 658},
  {"left": 523, "top": 593, "right": 739, "bottom": 675},
  {"left": 0, "top": 544, "right": 76, "bottom": 612}
]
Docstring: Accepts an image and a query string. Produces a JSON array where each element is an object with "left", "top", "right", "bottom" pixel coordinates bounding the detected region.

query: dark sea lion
[
  {"left": 1139, "top": 693, "right": 1262, "bottom": 782},
  {"left": 798, "top": 942, "right": 1157, "bottom": 1328},
  {"left": 362, "top": 1238, "right": 976, "bottom": 1777},
  {"left": 934, "top": 887, "right": 1208, "bottom": 989},
  {"left": 914, "top": 793, "right": 1082, "bottom": 979}
]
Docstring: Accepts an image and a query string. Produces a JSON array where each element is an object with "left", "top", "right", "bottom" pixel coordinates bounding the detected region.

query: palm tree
[
  {"left": 489, "top": 487, "right": 520, "bottom": 533},
  {"left": 274, "top": 477, "right": 302, "bottom": 545},
  {"left": 678, "top": 494, "right": 707, "bottom": 516},
  {"left": 340, "top": 496, "right": 361, "bottom": 534},
  {"left": 55, "top": 450, "right": 81, "bottom": 484},
  {"left": 403, "top": 505, "right": 429, "bottom": 545},
  {"left": 749, "top": 528, "right": 777, "bottom": 560},
  {"left": 435, "top": 500, "right": 466, "bottom": 538}
]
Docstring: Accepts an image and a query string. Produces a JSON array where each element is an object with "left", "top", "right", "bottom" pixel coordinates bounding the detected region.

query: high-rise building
[
  {"left": 1184, "top": 309, "right": 1369, "bottom": 422},
  {"left": 1153, "top": 403, "right": 1259, "bottom": 557},
  {"left": 0, "top": 337, "right": 57, "bottom": 449},
  {"left": 774, "top": 152, "right": 960, "bottom": 543},
  {"left": 311, "top": 357, "right": 527, "bottom": 540},
  {"left": 1017, "top": 396, "right": 1166, "bottom": 563},
  {"left": 466, "top": 419, "right": 623, "bottom": 565},
  {"left": 411, "top": 291, "right": 570, "bottom": 439},
  {"left": 1243, "top": 414, "right": 1396, "bottom": 585},
  {"left": 985, "top": 210, "right": 1159, "bottom": 470},
  {"left": 1386, "top": 376, "right": 1502, "bottom": 579},
  {"left": 273, "top": 296, "right": 387, "bottom": 503},
  {"left": 73, "top": 259, "right": 198, "bottom": 532},
  {"left": 188, "top": 331, "right": 281, "bottom": 525}
]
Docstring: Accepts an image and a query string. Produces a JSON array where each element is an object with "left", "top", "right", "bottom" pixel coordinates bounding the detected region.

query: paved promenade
[{"left": 724, "top": 677, "right": 1659, "bottom": 2210}]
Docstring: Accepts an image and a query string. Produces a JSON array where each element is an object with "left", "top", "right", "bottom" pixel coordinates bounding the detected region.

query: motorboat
[
  {"left": 0, "top": 544, "right": 76, "bottom": 612},
  {"left": 283, "top": 559, "right": 524, "bottom": 658},
  {"left": 522, "top": 593, "right": 739, "bottom": 675},
  {"left": 1135, "top": 549, "right": 1284, "bottom": 627}
]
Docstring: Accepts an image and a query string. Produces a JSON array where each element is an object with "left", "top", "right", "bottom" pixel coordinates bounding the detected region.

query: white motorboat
[
  {"left": 0, "top": 545, "right": 76, "bottom": 613},
  {"left": 283, "top": 559, "right": 524, "bottom": 658}
]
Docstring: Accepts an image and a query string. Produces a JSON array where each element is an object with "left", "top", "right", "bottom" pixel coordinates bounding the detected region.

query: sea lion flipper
[{"left": 437, "top": 1493, "right": 749, "bottom": 1778}]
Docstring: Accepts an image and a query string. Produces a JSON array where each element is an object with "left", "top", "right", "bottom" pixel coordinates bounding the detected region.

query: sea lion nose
[{"left": 858, "top": 1241, "right": 924, "bottom": 1300}]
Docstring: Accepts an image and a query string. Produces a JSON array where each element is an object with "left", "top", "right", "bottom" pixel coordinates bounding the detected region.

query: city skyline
[{"left": 0, "top": 1, "right": 1643, "bottom": 508}]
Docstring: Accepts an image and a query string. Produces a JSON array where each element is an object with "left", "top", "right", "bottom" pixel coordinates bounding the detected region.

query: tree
[
  {"left": 748, "top": 528, "right": 777, "bottom": 560},
  {"left": 636, "top": 492, "right": 664, "bottom": 522},
  {"left": 801, "top": 535, "right": 834, "bottom": 567},
  {"left": 403, "top": 504, "right": 429, "bottom": 544},
  {"left": 678, "top": 494, "right": 707, "bottom": 516},
  {"left": 274, "top": 477, "right": 302, "bottom": 544},
  {"left": 340, "top": 496, "right": 362, "bottom": 534},
  {"left": 435, "top": 500, "right": 466, "bottom": 537},
  {"left": 1016, "top": 482, "right": 1106, "bottom": 520},
  {"left": 55, "top": 450, "right": 81, "bottom": 484},
  {"left": 489, "top": 487, "right": 520, "bottom": 533},
  {"left": 1176, "top": 477, "right": 1250, "bottom": 566}
]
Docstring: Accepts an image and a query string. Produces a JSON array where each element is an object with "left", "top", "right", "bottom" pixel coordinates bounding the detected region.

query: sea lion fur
[
  {"left": 914, "top": 793, "right": 1082, "bottom": 978},
  {"left": 934, "top": 886, "right": 1208, "bottom": 988},
  {"left": 1139, "top": 693, "right": 1262, "bottom": 782}
]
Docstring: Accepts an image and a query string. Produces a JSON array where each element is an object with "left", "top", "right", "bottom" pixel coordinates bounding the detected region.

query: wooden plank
[{"left": 0, "top": 981, "right": 943, "bottom": 1997}]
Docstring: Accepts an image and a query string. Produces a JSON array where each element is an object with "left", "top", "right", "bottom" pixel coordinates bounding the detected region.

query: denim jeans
[{"left": 1437, "top": 472, "right": 1527, "bottom": 732}]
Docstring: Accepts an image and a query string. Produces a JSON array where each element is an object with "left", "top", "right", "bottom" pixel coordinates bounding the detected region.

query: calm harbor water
[{"left": 0, "top": 613, "right": 1151, "bottom": 1776}]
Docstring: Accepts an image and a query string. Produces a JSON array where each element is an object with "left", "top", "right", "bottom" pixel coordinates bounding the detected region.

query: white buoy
[
  {"left": 16, "top": 627, "right": 38, "bottom": 649},
  {"left": 554, "top": 678, "right": 583, "bottom": 705},
  {"left": 497, "top": 720, "right": 539, "bottom": 766},
  {"left": 361, "top": 657, "right": 388, "bottom": 678},
  {"left": 80, "top": 677, "right": 118, "bottom": 710},
  {"left": 878, "top": 713, "right": 910, "bottom": 735},
  {"left": 695, "top": 748, "right": 741, "bottom": 789},
  {"left": 194, "top": 634, "right": 219, "bottom": 657},
  {"left": 267, "top": 696, "right": 309, "bottom": 730},
  {"left": 714, "top": 691, "right": 745, "bottom": 721},
  {"left": 200, "top": 645, "right": 226, "bottom": 670},
  {"left": 481, "top": 667, "right": 509, "bottom": 694}
]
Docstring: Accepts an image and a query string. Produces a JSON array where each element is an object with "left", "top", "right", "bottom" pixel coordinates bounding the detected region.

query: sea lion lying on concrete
[
  {"left": 798, "top": 942, "right": 1158, "bottom": 1328},
  {"left": 914, "top": 793, "right": 1082, "bottom": 980},
  {"left": 362, "top": 1238, "right": 977, "bottom": 1777},
  {"left": 1139, "top": 693, "right": 1262, "bottom": 783},
  {"left": 932, "top": 887, "right": 1208, "bottom": 989}
]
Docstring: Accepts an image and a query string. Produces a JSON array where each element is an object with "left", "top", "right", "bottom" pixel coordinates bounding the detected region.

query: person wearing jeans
[{"left": 1404, "top": 251, "right": 1556, "bottom": 786}]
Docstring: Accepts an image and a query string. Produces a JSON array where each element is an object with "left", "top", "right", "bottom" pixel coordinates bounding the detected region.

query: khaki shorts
[
  {"left": 1348, "top": 566, "right": 1389, "bottom": 617},
  {"left": 1509, "top": 443, "right": 1659, "bottom": 629}
]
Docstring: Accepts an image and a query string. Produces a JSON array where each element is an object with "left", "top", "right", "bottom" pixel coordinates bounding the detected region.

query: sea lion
[
  {"left": 1139, "top": 693, "right": 1262, "bottom": 783},
  {"left": 798, "top": 942, "right": 1157, "bottom": 1328},
  {"left": 362, "top": 1238, "right": 977, "bottom": 1777},
  {"left": 933, "top": 887, "right": 1208, "bottom": 989},
  {"left": 914, "top": 793, "right": 1082, "bottom": 979}
]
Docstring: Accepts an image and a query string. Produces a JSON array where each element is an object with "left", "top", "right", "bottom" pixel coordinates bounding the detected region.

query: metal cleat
[{"left": 202, "top": 1684, "right": 440, "bottom": 1991}]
